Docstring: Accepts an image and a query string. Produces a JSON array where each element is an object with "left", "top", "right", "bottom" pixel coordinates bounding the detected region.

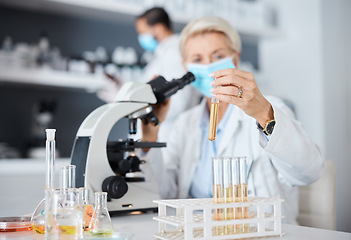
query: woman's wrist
[{"left": 256, "top": 102, "right": 274, "bottom": 128}]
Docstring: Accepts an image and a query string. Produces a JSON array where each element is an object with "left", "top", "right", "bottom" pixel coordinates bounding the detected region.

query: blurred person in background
[
  {"left": 100, "top": 7, "right": 200, "bottom": 142},
  {"left": 140, "top": 16, "right": 325, "bottom": 224},
  {"left": 134, "top": 7, "right": 200, "bottom": 142}
]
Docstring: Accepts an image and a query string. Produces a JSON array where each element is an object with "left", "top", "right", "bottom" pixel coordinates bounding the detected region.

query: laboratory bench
[
  {"left": 1, "top": 159, "right": 351, "bottom": 239},
  {"left": 1, "top": 212, "right": 351, "bottom": 240}
]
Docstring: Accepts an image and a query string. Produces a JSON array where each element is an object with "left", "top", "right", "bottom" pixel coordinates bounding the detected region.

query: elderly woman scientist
[{"left": 140, "top": 16, "right": 324, "bottom": 224}]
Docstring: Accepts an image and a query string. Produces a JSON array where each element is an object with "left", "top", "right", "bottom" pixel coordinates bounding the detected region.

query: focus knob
[{"left": 102, "top": 176, "right": 128, "bottom": 199}]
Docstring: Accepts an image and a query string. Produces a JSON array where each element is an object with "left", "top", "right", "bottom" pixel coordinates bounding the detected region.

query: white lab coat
[
  {"left": 141, "top": 34, "right": 201, "bottom": 142},
  {"left": 141, "top": 96, "right": 325, "bottom": 224}
]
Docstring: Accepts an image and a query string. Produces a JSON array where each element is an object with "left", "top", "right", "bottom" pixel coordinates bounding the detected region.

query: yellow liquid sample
[
  {"left": 212, "top": 184, "right": 223, "bottom": 220},
  {"left": 82, "top": 204, "right": 93, "bottom": 231},
  {"left": 212, "top": 184, "right": 224, "bottom": 236},
  {"left": 89, "top": 230, "right": 114, "bottom": 236},
  {"left": 208, "top": 102, "right": 219, "bottom": 141},
  {"left": 235, "top": 183, "right": 249, "bottom": 233},
  {"left": 58, "top": 225, "right": 77, "bottom": 235},
  {"left": 223, "top": 187, "right": 234, "bottom": 235},
  {"left": 32, "top": 224, "right": 45, "bottom": 234}
]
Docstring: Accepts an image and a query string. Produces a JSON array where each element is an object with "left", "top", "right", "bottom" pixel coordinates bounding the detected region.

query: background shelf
[{"left": 0, "top": 68, "right": 108, "bottom": 91}]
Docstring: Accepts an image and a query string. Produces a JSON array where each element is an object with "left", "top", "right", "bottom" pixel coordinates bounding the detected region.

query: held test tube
[{"left": 209, "top": 95, "right": 219, "bottom": 141}]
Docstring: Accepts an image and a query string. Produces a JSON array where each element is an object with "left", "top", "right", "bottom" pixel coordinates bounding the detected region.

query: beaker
[
  {"left": 89, "top": 192, "right": 114, "bottom": 237},
  {"left": 208, "top": 96, "right": 219, "bottom": 141},
  {"left": 31, "top": 129, "right": 56, "bottom": 234},
  {"left": 60, "top": 165, "right": 76, "bottom": 189},
  {"left": 45, "top": 188, "right": 83, "bottom": 240},
  {"left": 212, "top": 157, "right": 224, "bottom": 236},
  {"left": 79, "top": 187, "right": 93, "bottom": 232}
]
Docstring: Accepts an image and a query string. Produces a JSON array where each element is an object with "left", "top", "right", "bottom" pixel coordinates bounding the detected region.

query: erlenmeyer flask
[
  {"left": 31, "top": 129, "right": 56, "bottom": 234},
  {"left": 89, "top": 192, "right": 114, "bottom": 236},
  {"left": 80, "top": 187, "right": 93, "bottom": 232}
]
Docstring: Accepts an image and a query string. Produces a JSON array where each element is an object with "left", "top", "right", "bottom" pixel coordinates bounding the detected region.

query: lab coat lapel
[
  {"left": 217, "top": 106, "right": 243, "bottom": 156},
  {"left": 181, "top": 104, "right": 203, "bottom": 198}
]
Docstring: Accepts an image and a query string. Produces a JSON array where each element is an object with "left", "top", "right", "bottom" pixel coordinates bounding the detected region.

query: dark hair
[{"left": 137, "top": 7, "right": 172, "bottom": 30}]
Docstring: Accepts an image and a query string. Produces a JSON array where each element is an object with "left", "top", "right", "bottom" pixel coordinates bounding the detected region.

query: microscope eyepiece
[{"left": 148, "top": 72, "right": 195, "bottom": 103}]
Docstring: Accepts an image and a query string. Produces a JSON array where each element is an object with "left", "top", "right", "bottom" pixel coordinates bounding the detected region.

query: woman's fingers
[
  {"left": 210, "top": 85, "right": 242, "bottom": 98},
  {"left": 210, "top": 68, "right": 254, "bottom": 80}
]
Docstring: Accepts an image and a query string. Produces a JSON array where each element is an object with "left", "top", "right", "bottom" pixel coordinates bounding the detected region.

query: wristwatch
[{"left": 257, "top": 119, "right": 276, "bottom": 136}]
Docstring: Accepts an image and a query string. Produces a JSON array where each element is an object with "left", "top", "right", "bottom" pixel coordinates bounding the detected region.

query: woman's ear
[
  {"left": 233, "top": 51, "right": 241, "bottom": 68},
  {"left": 152, "top": 23, "right": 165, "bottom": 41},
  {"left": 182, "top": 60, "right": 188, "bottom": 71}
]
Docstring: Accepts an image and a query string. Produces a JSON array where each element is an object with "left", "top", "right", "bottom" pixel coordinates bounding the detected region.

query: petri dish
[{"left": 0, "top": 216, "right": 32, "bottom": 232}]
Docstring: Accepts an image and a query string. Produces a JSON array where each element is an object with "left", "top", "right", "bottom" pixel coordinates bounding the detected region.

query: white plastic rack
[{"left": 153, "top": 197, "right": 283, "bottom": 240}]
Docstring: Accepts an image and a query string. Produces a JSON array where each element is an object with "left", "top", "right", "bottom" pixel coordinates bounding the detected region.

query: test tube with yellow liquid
[
  {"left": 222, "top": 157, "right": 234, "bottom": 235},
  {"left": 212, "top": 157, "right": 224, "bottom": 236},
  {"left": 209, "top": 96, "right": 219, "bottom": 141},
  {"left": 237, "top": 157, "right": 249, "bottom": 233},
  {"left": 231, "top": 157, "right": 241, "bottom": 233}
]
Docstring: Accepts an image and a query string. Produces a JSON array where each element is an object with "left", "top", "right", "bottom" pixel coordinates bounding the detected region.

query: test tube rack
[{"left": 153, "top": 197, "right": 283, "bottom": 240}]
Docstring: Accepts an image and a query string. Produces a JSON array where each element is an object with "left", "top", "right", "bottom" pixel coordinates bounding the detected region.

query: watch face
[{"left": 266, "top": 120, "right": 276, "bottom": 135}]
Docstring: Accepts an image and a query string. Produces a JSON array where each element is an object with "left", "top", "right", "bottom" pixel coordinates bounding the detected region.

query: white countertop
[
  {"left": 1, "top": 212, "right": 351, "bottom": 240},
  {"left": 1, "top": 159, "right": 351, "bottom": 239}
]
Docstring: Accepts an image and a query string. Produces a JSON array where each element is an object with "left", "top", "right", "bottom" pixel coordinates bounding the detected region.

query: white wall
[
  {"left": 259, "top": 0, "right": 325, "bottom": 150},
  {"left": 322, "top": 0, "right": 351, "bottom": 233},
  {"left": 259, "top": 0, "right": 351, "bottom": 233}
]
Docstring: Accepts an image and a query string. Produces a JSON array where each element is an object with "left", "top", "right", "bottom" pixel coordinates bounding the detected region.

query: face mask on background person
[
  {"left": 137, "top": 34, "right": 159, "bottom": 52},
  {"left": 187, "top": 57, "right": 236, "bottom": 98}
]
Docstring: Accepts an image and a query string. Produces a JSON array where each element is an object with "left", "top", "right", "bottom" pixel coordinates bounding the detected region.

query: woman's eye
[
  {"left": 215, "top": 55, "right": 224, "bottom": 60},
  {"left": 192, "top": 58, "right": 201, "bottom": 63}
]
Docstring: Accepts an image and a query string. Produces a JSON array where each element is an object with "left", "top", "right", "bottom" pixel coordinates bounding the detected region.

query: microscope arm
[{"left": 71, "top": 82, "right": 157, "bottom": 191}]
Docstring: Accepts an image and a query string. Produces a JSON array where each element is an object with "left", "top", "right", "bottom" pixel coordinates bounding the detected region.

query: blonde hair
[{"left": 179, "top": 16, "right": 242, "bottom": 59}]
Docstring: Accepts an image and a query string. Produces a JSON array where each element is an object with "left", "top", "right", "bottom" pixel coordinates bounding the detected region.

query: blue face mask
[
  {"left": 137, "top": 34, "right": 158, "bottom": 52},
  {"left": 187, "top": 57, "right": 236, "bottom": 98}
]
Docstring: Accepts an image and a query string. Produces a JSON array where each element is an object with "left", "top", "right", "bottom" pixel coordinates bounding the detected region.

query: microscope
[{"left": 70, "top": 72, "right": 195, "bottom": 212}]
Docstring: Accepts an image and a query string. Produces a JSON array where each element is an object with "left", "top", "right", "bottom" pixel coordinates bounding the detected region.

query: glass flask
[
  {"left": 45, "top": 188, "right": 83, "bottom": 240},
  {"left": 31, "top": 129, "right": 56, "bottom": 234},
  {"left": 89, "top": 192, "right": 114, "bottom": 237},
  {"left": 80, "top": 187, "right": 93, "bottom": 232}
]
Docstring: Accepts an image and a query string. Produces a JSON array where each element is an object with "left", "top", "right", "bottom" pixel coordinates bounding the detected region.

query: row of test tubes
[{"left": 212, "top": 156, "right": 249, "bottom": 235}]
